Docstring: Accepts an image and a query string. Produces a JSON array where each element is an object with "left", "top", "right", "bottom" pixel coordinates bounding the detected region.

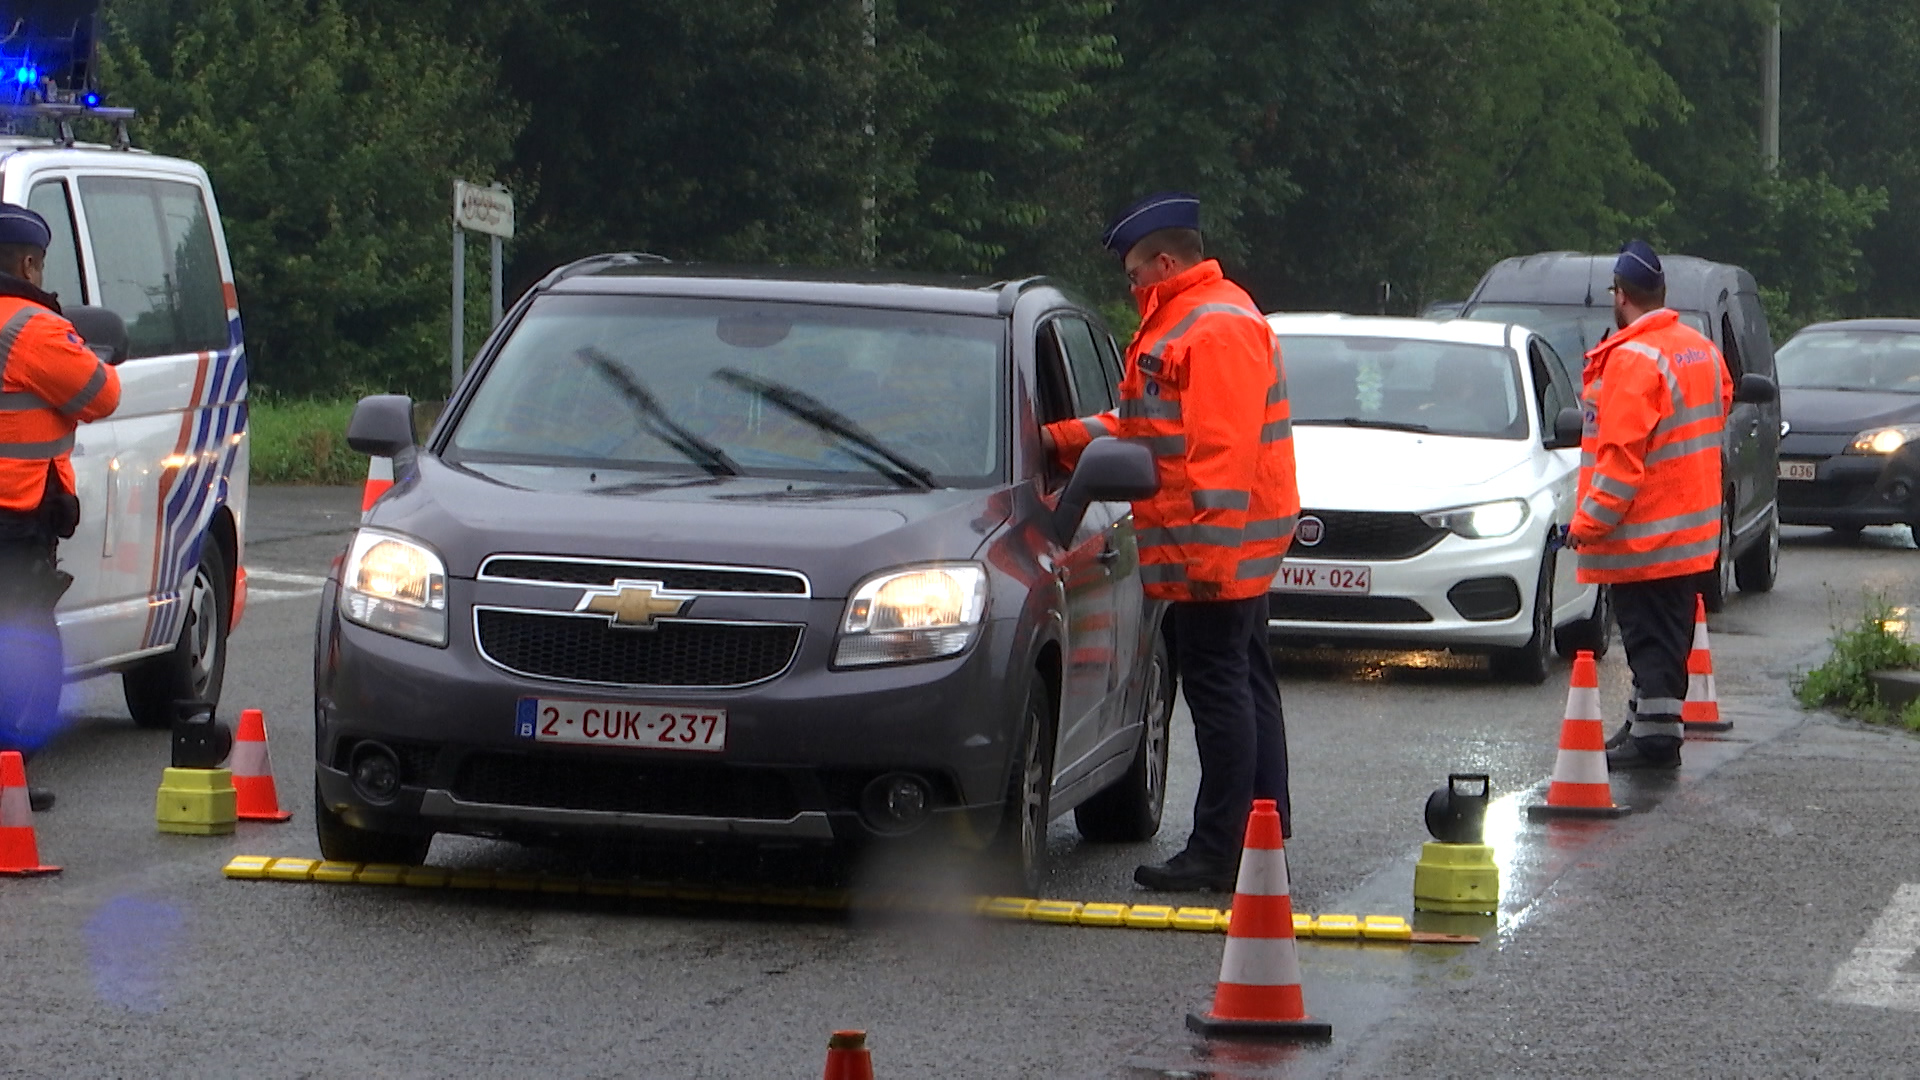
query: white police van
[{"left": 1, "top": 101, "right": 249, "bottom": 728}]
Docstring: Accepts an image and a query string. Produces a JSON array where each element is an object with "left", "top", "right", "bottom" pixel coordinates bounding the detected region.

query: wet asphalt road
[{"left": 6, "top": 487, "right": 1920, "bottom": 1077}]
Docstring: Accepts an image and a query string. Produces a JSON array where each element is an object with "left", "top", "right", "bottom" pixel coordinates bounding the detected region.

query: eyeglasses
[{"left": 1125, "top": 255, "right": 1165, "bottom": 286}]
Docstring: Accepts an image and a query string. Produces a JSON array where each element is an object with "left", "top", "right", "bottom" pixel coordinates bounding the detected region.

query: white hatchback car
[{"left": 1264, "top": 314, "right": 1609, "bottom": 683}]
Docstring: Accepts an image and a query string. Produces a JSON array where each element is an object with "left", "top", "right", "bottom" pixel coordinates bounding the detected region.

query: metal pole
[
  {"left": 860, "top": 0, "right": 876, "bottom": 264},
  {"left": 490, "top": 234, "right": 504, "bottom": 327},
  {"left": 452, "top": 225, "right": 466, "bottom": 387},
  {"left": 1762, "top": 3, "right": 1781, "bottom": 173}
]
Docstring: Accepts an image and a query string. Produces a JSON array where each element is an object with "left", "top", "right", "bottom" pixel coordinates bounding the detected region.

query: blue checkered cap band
[
  {"left": 1614, "top": 239, "right": 1664, "bottom": 292},
  {"left": 0, "top": 204, "right": 50, "bottom": 250},
  {"left": 1102, "top": 191, "right": 1201, "bottom": 255}
]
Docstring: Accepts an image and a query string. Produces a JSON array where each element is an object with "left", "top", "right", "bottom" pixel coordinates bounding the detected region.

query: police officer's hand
[
  {"left": 1189, "top": 580, "right": 1223, "bottom": 601},
  {"left": 1039, "top": 428, "right": 1056, "bottom": 453}
]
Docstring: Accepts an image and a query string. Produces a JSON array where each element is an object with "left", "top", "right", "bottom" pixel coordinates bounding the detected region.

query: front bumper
[
  {"left": 1267, "top": 525, "right": 1554, "bottom": 650},
  {"left": 314, "top": 578, "right": 1025, "bottom": 848},
  {"left": 1778, "top": 451, "right": 1920, "bottom": 528}
]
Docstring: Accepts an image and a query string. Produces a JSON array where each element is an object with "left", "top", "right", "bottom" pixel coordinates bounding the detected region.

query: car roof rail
[
  {"left": 536, "top": 251, "right": 671, "bottom": 291},
  {"left": 993, "top": 275, "right": 1049, "bottom": 316}
]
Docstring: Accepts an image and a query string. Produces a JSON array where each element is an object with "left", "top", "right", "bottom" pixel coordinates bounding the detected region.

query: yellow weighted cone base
[
  {"left": 1412, "top": 841, "right": 1499, "bottom": 915},
  {"left": 157, "top": 767, "right": 238, "bottom": 836}
]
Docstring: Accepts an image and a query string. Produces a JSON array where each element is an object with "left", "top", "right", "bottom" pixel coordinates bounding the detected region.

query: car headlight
[
  {"left": 835, "top": 564, "right": 988, "bottom": 667},
  {"left": 1848, "top": 425, "right": 1920, "bottom": 455},
  {"left": 1421, "top": 498, "right": 1530, "bottom": 540},
  {"left": 339, "top": 529, "right": 449, "bottom": 646}
]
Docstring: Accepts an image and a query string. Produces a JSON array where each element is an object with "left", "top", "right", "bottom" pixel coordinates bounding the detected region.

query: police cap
[
  {"left": 0, "top": 204, "right": 51, "bottom": 250},
  {"left": 1102, "top": 191, "right": 1201, "bottom": 257},
  {"left": 1614, "top": 239, "right": 1664, "bottom": 292}
]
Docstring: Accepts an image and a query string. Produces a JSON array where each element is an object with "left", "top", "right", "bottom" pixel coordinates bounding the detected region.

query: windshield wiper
[
  {"left": 1337, "top": 416, "right": 1433, "bottom": 434},
  {"left": 579, "top": 348, "right": 740, "bottom": 477},
  {"left": 712, "top": 368, "right": 936, "bottom": 490}
]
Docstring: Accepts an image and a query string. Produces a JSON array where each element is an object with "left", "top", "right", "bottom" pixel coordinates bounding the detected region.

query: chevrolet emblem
[{"left": 575, "top": 579, "right": 694, "bottom": 630}]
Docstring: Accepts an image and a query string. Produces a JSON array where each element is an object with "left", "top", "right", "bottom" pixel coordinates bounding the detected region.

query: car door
[
  {"left": 1734, "top": 289, "right": 1781, "bottom": 531},
  {"left": 1035, "top": 315, "right": 1123, "bottom": 789},
  {"left": 1531, "top": 336, "right": 1584, "bottom": 622},
  {"left": 1716, "top": 306, "right": 1763, "bottom": 533}
]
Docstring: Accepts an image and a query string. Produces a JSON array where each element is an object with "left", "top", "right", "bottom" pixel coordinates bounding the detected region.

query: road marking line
[
  {"left": 1829, "top": 883, "right": 1920, "bottom": 1011},
  {"left": 247, "top": 587, "right": 321, "bottom": 602},
  {"left": 247, "top": 569, "right": 329, "bottom": 586}
]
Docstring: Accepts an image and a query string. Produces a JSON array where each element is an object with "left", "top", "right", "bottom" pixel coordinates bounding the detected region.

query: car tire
[
  {"left": 1491, "top": 550, "right": 1554, "bottom": 685},
  {"left": 315, "top": 780, "right": 432, "bottom": 865},
  {"left": 1832, "top": 524, "right": 1864, "bottom": 541},
  {"left": 1074, "top": 631, "right": 1172, "bottom": 843},
  {"left": 1700, "top": 501, "right": 1735, "bottom": 613},
  {"left": 990, "top": 678, "right": 1055, "bottom": 895},
  {"left": 1734, "top": 505, "right": 1780, "bottom": 593},
  {"left": 124, "top": 541, "right": 231, "bottom": 730},
  {"left": 1554, "top": 584, "right": 1612, "bottom": 660}
]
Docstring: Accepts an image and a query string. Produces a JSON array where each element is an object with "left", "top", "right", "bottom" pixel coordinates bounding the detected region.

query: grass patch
[
  {"left": 1793, "top": 596, "right": 1920, "bottom": 729},
  {"left": 247, "top": 396, "right": 362, "bottom": 485}
]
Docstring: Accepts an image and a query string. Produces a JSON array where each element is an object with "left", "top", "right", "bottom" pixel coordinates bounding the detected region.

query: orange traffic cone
[
  {"left": 230, "top": 709, "right": 293, "bottom": 822},
  {"left": 822, "top": 1030, "right": 874, "bottom": 1080},
  {"left": 1682, "top": 595, "right": 1730, "bottom": 733},
  {"left": 359, "top": 455, "right": 394, "bottom": 518},
  {"left": 0, "top": 751, "right": 59, "bottom": 875},
  {"left": 1186, "top": 798, "right": 1332, "bottom": 1041},
  {"left": 1526, "top": 651, "right": 1629, "bottom": 820}
]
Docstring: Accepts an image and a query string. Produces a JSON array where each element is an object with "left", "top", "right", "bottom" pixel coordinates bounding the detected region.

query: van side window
[
  {"left": 1053, "top": 316, "right": 1114, "bottom": 414},
  {"left": 78, "top": 177, "right": 228, "bottom": 359},
  {"left": 1719, "top": 314, "right": 1745, "bottom": 380},
  {"left": 27, "top": 180, "right": 85, "bottom": 306}
]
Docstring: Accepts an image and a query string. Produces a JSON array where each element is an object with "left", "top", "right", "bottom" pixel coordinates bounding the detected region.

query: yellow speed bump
[
  {"left": 982, "top": 896, "right": 1037, "bottom": 921},
  {"left": 1078, "top": 902, "right": 1129, "bottom": 927},
  {"left": 1363, "top": 915, "right": 1414, "bottom": 942},
  {"left": 1314, "top": 913, "right": 1360, "bottom": 939},
  {"left": 222, "top": 856, "right": 273, "bottom": 880},
  {"left": 312, "top": 861, "right": 361, "bottom": 884},
  {"left": 353, "top": 863, "right": 406, "bottom": 886},
  {"left": 1172, "top": 907, "right": 1222, "bottom": 932},
  {"left": 1123, "top": 904, "right": 1174, "bottom": 930},
  {"left": 1030, "top": 900, "right": 1083, "bottom": 925},
  {"left": 265, "top": 857, "right": 318, "bottom": 882}
]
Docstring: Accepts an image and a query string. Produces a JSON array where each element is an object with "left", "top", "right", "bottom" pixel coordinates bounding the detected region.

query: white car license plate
[
  {"left": 1779, "top": 460, "right": 1817, "bottom": 481},
  {"left": 1271, "top": 563, "right": 1372, "bottom": 595},
  {"left": 516, "top": 698, "right": 727, "bottom": 752}
]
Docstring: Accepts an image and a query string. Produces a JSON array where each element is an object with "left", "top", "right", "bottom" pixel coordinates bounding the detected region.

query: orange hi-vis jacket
[
  {"left": 1571, "top": 308, "right": 1731, "bottom": 584},
  {"left": 1045, "top": 259, "right": 1298, "bottom": 602},
  {"left": 0, "top": 291, "right": 122, "bottom": 513}
]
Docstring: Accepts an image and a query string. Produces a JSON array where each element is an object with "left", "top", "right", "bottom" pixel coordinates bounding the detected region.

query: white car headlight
[
  {"left": 835, "top": 563, "right": 988, "bottom": 667},
  {"left": 1849, "top": 425, "right": 1920, "bottom": 455},
  {"left": 1422, "top": 498, "right": 1530, "bottom": 540},
  {"left": 340, "top": 529, "right": 449, "bottom": 646}
]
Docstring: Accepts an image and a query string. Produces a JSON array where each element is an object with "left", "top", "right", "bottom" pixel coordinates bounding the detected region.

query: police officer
[
  {"left": 1043, "top": 192, "right": 1300, "bottom": 891},
  {"left": 0, "top": 203, "right": 122, "bottom": 810},
  {"left": 1566, "top": 240, "right": 1729, "bottom": 770}
]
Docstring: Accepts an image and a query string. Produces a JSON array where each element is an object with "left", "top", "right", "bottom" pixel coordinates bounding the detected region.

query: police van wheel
[
  {"left": 1492, "top": 553, "right": 1554, "bottom": 685},
  {"left": 990, "top": 679, "right": 1054, "bottom": 895},
  {"left": 1075, "top": 632, "right": 1172, "bottom": 843},
  {"left": 1701, "top": 502, "right": 1735, "bottom": 613},
  {"left": 1734, "top": 506, "right": 1779, "bottom": 593},
  {"left": 124, "top": 543, "right": 231, "bottom": 730},
  {"left": 315, "top": 780, "right": 431, "bottom": 866}
]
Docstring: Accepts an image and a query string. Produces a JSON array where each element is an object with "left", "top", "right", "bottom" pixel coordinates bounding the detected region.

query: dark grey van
[{"left": 1456, "top": 252, "right": 1782, "bottom": 610}]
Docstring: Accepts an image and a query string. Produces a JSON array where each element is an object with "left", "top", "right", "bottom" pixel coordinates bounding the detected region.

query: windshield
[
  {"left": 1776, "top": 328, "right": 1920, "bottom": 393},
  {"left": 1279, "top": 335, "right": 1529, "bottom": 440},
  {"left": 1465, "top": 304, "right": 1710, "bottom": 384},
  {"left": 447, "top": 294, "right": 1006, "bottom": 487}
]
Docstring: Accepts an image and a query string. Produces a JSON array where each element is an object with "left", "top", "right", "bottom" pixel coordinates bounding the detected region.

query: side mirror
[
  {"left": 1734, "top": 373, "right": 1778, "bottom": 405},
  {"left": 1054, "top": 437, "right": 1159, "bottom": 543},
  {"left": 346, "top": 394, "right": 417, "bottom": 459},
  {"left": 65, "top": 305, "right": 129, "bottom": 366},
  {"left": 1545, "top": 406, "right": 1584, "bottom": 450}
]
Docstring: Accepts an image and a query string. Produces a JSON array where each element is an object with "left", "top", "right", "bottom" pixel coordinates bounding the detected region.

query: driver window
[
  {"left": 1053, "top": 316, "right": 1113, "bottom": 414},
  {"left": 1719, "top": 313, "right": 1745, "bottom": 380},
  {"left": 1529, "top": 338, "right": 1573, "bottom": 430},
  {"left": 1034, "top": 323, "right": 1077, "bottom": 490}
]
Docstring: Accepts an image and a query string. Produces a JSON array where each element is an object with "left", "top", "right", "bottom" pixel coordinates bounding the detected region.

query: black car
[
  {"left": 314, "top": 255, "right": 1172, "bottom": 891},
  {"left": 1456, "top": 251, "right": 1782, "bottom": 609},
  {"left": 1776, "top": 319, "right": 1920, "bottom": 536}
]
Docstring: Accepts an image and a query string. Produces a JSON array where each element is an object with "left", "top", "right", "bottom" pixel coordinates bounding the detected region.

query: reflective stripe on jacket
[
  {"left": 0, "top": 292, "right": 122, "bottom": 512},
  {"left": 1571, "top": 308, "right": 1730, "bottom": 585},
  {"left": 1045, "top": 259, "right": 1299, "bottom": 602}
]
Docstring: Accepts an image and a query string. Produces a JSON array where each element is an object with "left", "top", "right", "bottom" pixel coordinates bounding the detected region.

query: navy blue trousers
[{"left": 1171, "top": 595, "right": 1291, "bottom": 860}]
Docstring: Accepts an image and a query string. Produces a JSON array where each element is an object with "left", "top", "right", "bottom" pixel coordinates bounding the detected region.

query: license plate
[
  {"left": 516, "top": 698, "right": 727, "bottom": 752},
  {"left": 1779, "top": 460, "right": 1817, "bottom": 481},
  {"left": 1271, "top": 563, "right": 1372, "bottom": 595}
]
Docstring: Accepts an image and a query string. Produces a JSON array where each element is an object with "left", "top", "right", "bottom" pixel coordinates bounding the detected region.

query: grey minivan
[
  {"left": 313, "top": 256, "right": 1172, "bottom": 891},
  {"left": 1456, "top": 252, "right": 1782, "bottom": 610}
]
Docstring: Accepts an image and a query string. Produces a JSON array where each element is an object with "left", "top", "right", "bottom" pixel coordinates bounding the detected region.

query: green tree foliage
[{"left": 100, "top": 0, "right": 524, "bottom": 395}]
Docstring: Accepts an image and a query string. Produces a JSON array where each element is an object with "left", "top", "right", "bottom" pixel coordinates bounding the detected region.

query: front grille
[
  {"left": 1779, "top": 476, "right": 1876, "bottom": 509},
  {"left": 1268, "top": 594, "right": 1433, "bottom": 624},
  {"left": 476, "top": 610, "right": 802, "bottom": 687},
  {"left": 453, "top": 752, "right": 800, "bottom": 819},
  {"left": 480, "top": 557, "right": 807, "bottom": 595},
  {"left": 1293, "top": 510, "right": 1444, "bottom": 561}
]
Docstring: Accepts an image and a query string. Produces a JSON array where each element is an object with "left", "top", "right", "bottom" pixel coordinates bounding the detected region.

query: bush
[
  {"left": 247, "top": 397, "right": 362, "bottom": 485},
  {"left": 1794, "top": 596, "right": 1920, "bottom": 724}
]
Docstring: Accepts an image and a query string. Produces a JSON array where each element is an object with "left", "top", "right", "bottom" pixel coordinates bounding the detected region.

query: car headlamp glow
[
  {"left": 339, "top": 529, "right": 448, "bottom": 646},
  {"left": 1849, "top": 425, "right": 1920, "bottom": 455},
  {"left": 836, "top": 564, "right": 987, "bottom": 667},
  {"left": 1421, "top": 498, "right": 1530, "bottom": 540}
]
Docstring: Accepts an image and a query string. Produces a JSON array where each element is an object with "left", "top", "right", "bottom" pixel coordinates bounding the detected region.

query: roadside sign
[{"left": 453, "top": 181, "right": 514, "bottom": 240}]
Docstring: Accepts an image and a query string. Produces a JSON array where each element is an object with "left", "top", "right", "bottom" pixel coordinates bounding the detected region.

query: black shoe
[
  {"left": 1605, "top": 721, "right": 1632, "bottom": 750},
  {"left": 1134, "top": 851, "right": 1238, "bottom": 892},
  {"left": 27, "top": 787, "right": 53, "bottom": 812},
  {"left": 1606, "top": 737, "right": 1681, "bottom": 771}
]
